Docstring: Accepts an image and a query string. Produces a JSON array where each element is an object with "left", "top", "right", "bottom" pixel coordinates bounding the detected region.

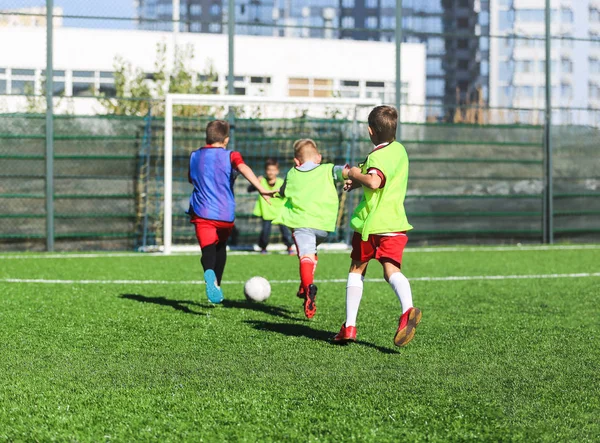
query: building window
[
  {"left": 250, "top": 76, "right": 271, "bottom": 84},
  {"left": 341, "top": 0, "right": 354, "bottom": 8},
  {"left": 539, "top": 60, "right": 557, "bottom": 73},
  {"left": 210, "top": 4, "right": 221, "bottom": 16},
  {"left": 365, "top": 0, "right": 377, "bottom": 9},
  {"left": 41, "top": 69, "right": 66, "bottom": 96},
  {"left": 516, "top": 60, "right": 533, "bottom": 73},
  {"left": 10, "top": 68, "right": 36, "bottom": 95},
  {"left": 426, "top": 79, "right": 444, "bottom": 96},
  {"left": 98, "top": 71, "right": 115, "bottom": 97},
  {"left": 479, "top": 11, "right": 489, "bottom": 26},
  {"left": 589, "top": 83, "right": 600, "bottom": 100},
  {"left": 516, "top": 86, "right": 534, "bottom": 98},
  {"left": 590, "top": 58, "right": 600, "bottom": 74},
  {"left": 479, "top": 37, "right": 489, "bottom": 51},
  {"left": 190, "top": 4, "right": 202, "bottom": 15},
  {"left": 339, "top": 80, "right": 360, "bottom": 98},
  {"left": 498, "top": 10, "right": 514, "bottom": 31},
  {"left": 380, "top": 16, "right": 394, "bottom": 29},
  {"left": 208, "top": 23, "right": 221, "bottom": 33},
  {"left": 560, "top": 8, "right": 573, "bottom": 23},
  {"left": 499, "top": 62, "right": 514, "bottom": 81},
  {"left": 481, "top": 61, "right": 489, "bottom": 76},
  {"left": 515, "top": 9, "right": 548, "bottom": 23},
  {"left": 561, "top": 82, "right": 572, "bottom": 98},
  {"left": 0, "top": 68, "right": 6, "bottom": 94},
  {"left": 561, "top": 58, "right": 573, "bottom": 73},
  {"left": 590, "top": 8, "right": 600, "bottom": 23},
  {"left": 288, "top": 78, "right": 332, "bottom": 98},
  {"left": 426, "top": 58, "right": 443, "bottom": 75},
  {"left": 427, "top": 38, "right": 444, "bottom": 55},
  {"left": 341, "top": 16, "right": 354, "bottom": 29},
  {"left": 365, "top": 16, "right": 377, "bottom": 29}
]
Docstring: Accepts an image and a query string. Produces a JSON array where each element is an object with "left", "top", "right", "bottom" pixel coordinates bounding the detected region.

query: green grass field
[{"left": 1, "top": 246, "right": 599, "bottom": 442}]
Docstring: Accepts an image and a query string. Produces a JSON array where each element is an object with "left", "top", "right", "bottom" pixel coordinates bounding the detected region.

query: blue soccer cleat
[{"left": 204, "top": 269, "right": 224, "bottom": 304}]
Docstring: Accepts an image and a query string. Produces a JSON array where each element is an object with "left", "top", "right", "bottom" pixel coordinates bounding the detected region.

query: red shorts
[
  {"left": 351, "top": 232, "right": 408, "bottom": 267},
  {"left": 190, "top": 215, "right": 234, "bottom": 249}
]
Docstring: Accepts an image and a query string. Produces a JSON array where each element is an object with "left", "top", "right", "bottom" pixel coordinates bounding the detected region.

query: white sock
[
  {"left": 388, "top": 272, "right": 413, "bottom": 314},
  {"left": 345, "top": 273, "right": 364, "bottom": 327}
]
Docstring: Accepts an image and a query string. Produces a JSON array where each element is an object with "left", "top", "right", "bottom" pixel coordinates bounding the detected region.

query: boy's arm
[
  {"left": 278, "top": 178, "right": 287, "bottom": 198},
  {"left": 346, "top": 166, "right": 382, "bottom": 190},
  {"left": 247, "top": 176, "right": 263, "bottom": 193},
  {"left": 333, "top": 165, "right": 349, "bottom": 183},
  {"left": 237, "top": 164, "right": 275, "bottom": 203}
]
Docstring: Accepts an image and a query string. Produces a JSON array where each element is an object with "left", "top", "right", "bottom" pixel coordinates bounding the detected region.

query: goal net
[{"left": 140, "top": 94, "right": 378, "bottom": 254}]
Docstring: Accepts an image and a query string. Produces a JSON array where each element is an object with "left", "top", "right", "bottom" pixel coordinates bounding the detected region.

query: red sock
[{"left": 299, "top": 257, "right": 316, "bottom": 289}]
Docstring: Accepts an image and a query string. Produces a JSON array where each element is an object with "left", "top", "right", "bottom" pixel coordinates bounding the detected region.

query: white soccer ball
[{"left": 244, "top": 276, "right": 271, "bottom": 302}]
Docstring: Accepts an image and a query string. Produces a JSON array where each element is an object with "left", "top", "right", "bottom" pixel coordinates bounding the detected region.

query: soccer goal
[{"left": 156, "top": 94, "right": 378, "bottom": 254}]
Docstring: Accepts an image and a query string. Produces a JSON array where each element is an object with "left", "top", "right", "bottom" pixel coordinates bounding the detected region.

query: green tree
[{"left": 99, "top": 42, "right": 217, "bottom": 117}]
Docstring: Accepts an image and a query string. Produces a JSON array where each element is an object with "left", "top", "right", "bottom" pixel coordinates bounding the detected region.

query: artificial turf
[{"left": 0, "top": 246, "right": 599, "bottom": 441}]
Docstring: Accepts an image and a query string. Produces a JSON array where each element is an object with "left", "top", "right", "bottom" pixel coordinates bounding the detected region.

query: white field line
[
  {"left": 1, "top": 244, "right": 600, "bottom": 260},
  {"left": 1, "top": 272, "right": 600, "bottom": 286}
]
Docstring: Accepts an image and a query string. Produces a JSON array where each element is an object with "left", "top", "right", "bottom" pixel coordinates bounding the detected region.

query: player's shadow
[
  {"left": 221, "top": 299, "right": 304, "bottom": 321},
  {"left": 119, "top": 294, "right": 302, "bottom": 321},
  {"left": 244, "top": 320, "right": 399, "bottom": 355},
  {"left": 119, "top": 293, "right": 206, "bottom": 316}
]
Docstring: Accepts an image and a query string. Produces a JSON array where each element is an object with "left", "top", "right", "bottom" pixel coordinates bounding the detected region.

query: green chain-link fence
[{"left": 2, "top": 110, "right": 598, "bottom": 251}]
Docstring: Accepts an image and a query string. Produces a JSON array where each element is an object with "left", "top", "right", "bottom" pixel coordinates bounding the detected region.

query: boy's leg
[
  {"left": 214, "top": 240, "right": 227, "bottom": 286},
  {"left": 258, "top": 219, "right": 272, "bottom": 252},
  {"left": 213, "top": 224, "right": 234, "bottom": 287},
  {"left": 279, "top": 224, "right": 294, "bottom": 253},
  {"left": 346, "top": 260, "right": 369, "bottom": 326},
  {"left": 334, "top": 232, "right": 373, "bottom": 342},
  {"left": 292, "top": 228, "right": 321, "bottom": 318},
  {"left": 377, "top": 234, "right": 421, "bottom": 347},
  {"left": 193, "top": 218, "right": 232, "bottom": 304},
  {"left": 200, "top": 243, "right": 217, "bottom": 272},
  {"left": 383, "top": 261, "right": 413, "bottom": 314}
]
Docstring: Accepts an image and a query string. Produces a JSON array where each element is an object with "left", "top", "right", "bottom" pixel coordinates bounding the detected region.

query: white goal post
[{"left": 163, "top": 93, "right": 379, "bottom": 254}]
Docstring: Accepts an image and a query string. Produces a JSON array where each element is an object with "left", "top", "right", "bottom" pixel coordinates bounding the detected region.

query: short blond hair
[{"left": 293, "top": 138, "right": 318, "bottom": 163}]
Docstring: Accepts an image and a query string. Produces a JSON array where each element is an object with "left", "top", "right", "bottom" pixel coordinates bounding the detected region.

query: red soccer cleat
[
  {"left": 296, "top": 284, "right": 305, "bottom": 299},
  {"left": 394, "top": 307, "right": 422, "bottom": 347},
  {"left": 303, "top": 284, "right": 318, "bottom": 318},
  {"left": 333, "top": 323, "right": 357, "bottom": 343}
]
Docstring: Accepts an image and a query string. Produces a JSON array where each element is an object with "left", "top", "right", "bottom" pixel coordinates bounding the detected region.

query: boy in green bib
[
  {"left": 248, "top": 158, "right": 294, "bottom": 255},
  {"left": 273, "top": 139, "right": 346, "bottom": 319},
  {"left": 333, "top": 105, "right": 422, "bottom": 347}
]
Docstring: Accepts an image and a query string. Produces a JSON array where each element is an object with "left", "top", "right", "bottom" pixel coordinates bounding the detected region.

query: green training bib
[
  {"left": 273, "top": 164, "right": 339, "bottom": 232},
  {"left": 350, "top": 141, "right": 413, "bottom": 240},
  {"left": 252, "top": 177, "right": 285, "bottom": 221}
]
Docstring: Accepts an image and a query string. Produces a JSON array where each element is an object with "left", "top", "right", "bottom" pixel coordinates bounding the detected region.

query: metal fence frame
[{"left": 4, "top": 0, "right": 584, "bottom": 249}]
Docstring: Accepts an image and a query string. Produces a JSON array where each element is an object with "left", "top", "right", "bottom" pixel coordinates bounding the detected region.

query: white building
[
  {"left": 0, "top": 7, "right": 63, "bottom": 28},
  {"left": 490, "top": 0, "right": 600, "bottom": 125},
  {"left": 0, "top": 27, "right": 426, "bottom": 121}
]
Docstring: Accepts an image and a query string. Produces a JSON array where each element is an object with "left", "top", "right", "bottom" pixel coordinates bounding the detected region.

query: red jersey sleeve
[
  {"left": 230, "top": 151, "right": 245, "bottom": 170},
  {"left": 367, "top": 167, "right": 386, "bottom": 188}
]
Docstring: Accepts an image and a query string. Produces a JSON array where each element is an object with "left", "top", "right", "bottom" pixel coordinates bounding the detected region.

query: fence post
[
  {"left": 45, "top": 0, "right": 54, "bottom": 251},
  {"left": 227, "top": 0, "right": 235, "bottom": 149},
  {"left": 543, "top": 0, "right": 554, "bottom": 244},
  {"left": 345, "top": 105, "right": 359, "bottom": 246},
  {"left": 395, "top": 0, "right": 403, "bottom": 140}
]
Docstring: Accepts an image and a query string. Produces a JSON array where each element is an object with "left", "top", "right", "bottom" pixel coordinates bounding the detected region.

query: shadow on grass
[
  {"left": 119, "top": 294, "right": 303, "bottom": 321},
  {"left": 244, "top": 320, "right": 399, "bottom": 355},
  {"left": 119, "top": 293, "right": 206, "bottom": 316},
  {"left": 222, "top": 299, "right": 304, "bottom": 321}
]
